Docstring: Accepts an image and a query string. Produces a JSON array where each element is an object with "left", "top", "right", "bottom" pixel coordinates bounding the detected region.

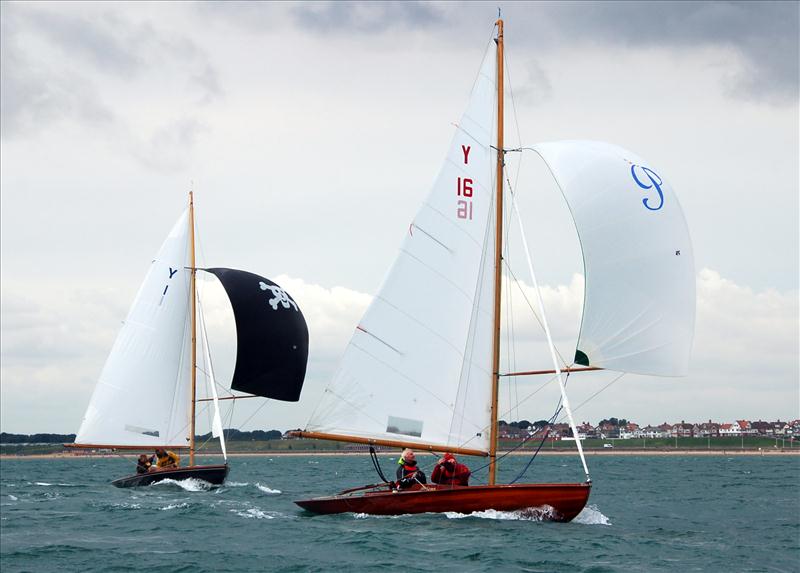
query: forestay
[
  {"left": 306, "top": 48, "right": 498, "bottom": 452},
  {"left": 75, "top": 210, "right": 192, "bottom": 447},
  {"left": 531, "top": 141, "right": 695, "bottom": 376}
]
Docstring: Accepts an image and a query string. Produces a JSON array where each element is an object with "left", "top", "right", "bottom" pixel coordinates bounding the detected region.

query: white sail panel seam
[
  {"left": 419, "top": 199, "right": 486, "bottom": 251},
  {"left": 348, "top": 340, "right": 456, "bottom": 409},
  {"left": 451, "top": 124, "right": 490, "bottom": 152},
  {"left": 316, "top": 387, "right": 405, "bottom": 433},
  {"left": 370, "top": 292, "right": 491, "bottom": 365},
  {"left": 389, "top": 252, "right": 475, "bottom": 306},
  {"left": 409, "top": 224, "right": 454, "bottom": 253}
]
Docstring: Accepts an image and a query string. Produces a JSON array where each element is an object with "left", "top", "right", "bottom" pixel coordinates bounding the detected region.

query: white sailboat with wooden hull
[
  {"left": 69, "top": 194, "right": 310, "bottom": 488},
  {"left": 293, "top": 18, "right": 694, "bottom": 519}
]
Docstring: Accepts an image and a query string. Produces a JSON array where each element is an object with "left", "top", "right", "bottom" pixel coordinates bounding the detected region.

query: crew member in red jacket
[{"left": 431, "top": 452, "right": 470, "bottom": 486}]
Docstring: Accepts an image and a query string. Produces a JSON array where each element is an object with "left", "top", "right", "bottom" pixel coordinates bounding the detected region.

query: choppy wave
[
  {"left": 7, "top": 495, "right": 18, "bottom": 501},
  {"left": 159, "top": 502, "right": 190, "bottom": 511},
  {"left": 31, "top": 482, "right": 77, "bottom": 487},
  {"left": 230, "top": 508, "right": 279, "bottom": 519},
  {"left": 108, "top": 502, "right": 142, "bottom": 511},
  {"left": 255, "top": 483, "right": 281, "bottom": 494},
  {"left": 574, "top": 504, "right": 611, "bottom": 525},
  {"left": 152, "top": 478, "right": 212, "bottom": 492},
  {"left": 226, "top": 481, "right": 250, "bottom": 487}
]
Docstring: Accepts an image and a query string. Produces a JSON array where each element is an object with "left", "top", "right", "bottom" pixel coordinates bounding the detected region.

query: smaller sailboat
[{"left": 68, "top": 193, "right": 309, "bottom": 488}]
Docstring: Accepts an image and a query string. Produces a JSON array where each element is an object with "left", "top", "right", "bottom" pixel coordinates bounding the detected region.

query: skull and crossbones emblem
[{"left": 259, "top": 281, "right": 298, "bottom": 311}]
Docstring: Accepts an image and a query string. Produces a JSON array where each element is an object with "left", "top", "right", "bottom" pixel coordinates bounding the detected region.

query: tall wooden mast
[
  {"left": 188, "top": 191, "right": 197, "bottom": 467},
  {"left": 488, "top": 17, "right": 504, "bottom": 486}
]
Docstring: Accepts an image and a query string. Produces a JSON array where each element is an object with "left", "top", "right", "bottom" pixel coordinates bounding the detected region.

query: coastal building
[
  {"left": 641, "top": 425, "right": 669, "bottom": 438},
  {"left": 671, "top": 421, "right": 697, "bottom": 438},
  {"left": 750, "top": 420, "right": 773, "bottom": 435},
  {"left": 697, "top": 420, "right": 721, "bottom": 437}
]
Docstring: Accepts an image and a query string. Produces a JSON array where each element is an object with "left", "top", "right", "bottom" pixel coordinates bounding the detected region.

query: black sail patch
[{"left": 204, "top": 268, "right": 309, "bottom": 402}]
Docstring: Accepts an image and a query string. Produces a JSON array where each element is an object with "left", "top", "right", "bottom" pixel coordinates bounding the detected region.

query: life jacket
[
  {"left": 400, "top": 462, "right": 418, "bottom": 476},
  {"left": 156, "top": 451, "right": 180, "bottom": 467}
]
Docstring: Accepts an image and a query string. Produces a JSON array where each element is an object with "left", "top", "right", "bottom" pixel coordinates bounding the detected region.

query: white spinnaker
[
  {"left": 307, "top": 48, "right": 497, "bottom": 452},
  {"left": 76, "top": 210, "right": 192, "bottom": 447},
  {"left": 531, "top": 141, "right": 695, "bottom": 376}
]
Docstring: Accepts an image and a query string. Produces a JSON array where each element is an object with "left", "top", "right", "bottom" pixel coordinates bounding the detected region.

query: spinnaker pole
[{"left": 488, "top": 17, "right": 504, "bottom": 486}]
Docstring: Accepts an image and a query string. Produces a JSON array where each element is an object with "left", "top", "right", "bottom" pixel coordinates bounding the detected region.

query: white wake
[
  {"left": 152, "top": 478, "right": 212, "bottom": 492},
  {"left": 255, "top": 483, "right": 281, "bottom": 494}
]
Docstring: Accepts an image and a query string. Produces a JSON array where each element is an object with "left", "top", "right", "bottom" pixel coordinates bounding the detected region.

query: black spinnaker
[{"left": 204, "top": 268, "right": 308, "bottom": 402}]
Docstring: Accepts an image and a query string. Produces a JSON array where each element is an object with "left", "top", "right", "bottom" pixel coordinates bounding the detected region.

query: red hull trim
[{"left": 294, "top": 482, "right": 591, "bottom": 522}]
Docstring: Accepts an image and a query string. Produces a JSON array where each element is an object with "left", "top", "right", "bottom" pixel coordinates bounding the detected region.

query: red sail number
[{"left": 457, "top": 144, "right": 473, "bottom": 220}]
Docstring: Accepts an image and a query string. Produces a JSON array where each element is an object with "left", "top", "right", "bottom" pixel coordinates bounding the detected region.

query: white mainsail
[
  {"left": 75, "top": 210, "right": 193, "bottom": 447},
  {"left": 531, "top": 140, "right": 695, "bottom": 376},
  {"left": 307, "top": 49, "right": 498, "bottom": 453}
]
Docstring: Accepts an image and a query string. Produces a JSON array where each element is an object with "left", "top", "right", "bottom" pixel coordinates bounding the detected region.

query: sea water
[{"left": 1, "top": 454, "right": 798, "bottom": 572}]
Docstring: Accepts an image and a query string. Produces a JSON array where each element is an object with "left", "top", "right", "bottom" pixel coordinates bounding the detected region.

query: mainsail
[
  {"left": 205, "top": 269, "right": 309, "bottom": 401},
  {"left": 531, "top": 141, "right": 695, "bottom": 376},
  {"left": 75, "top": 210, "right": 192, "bottom": 448},
  {"left": 306, "top": 48, "right": 498, "bottom": 454}
]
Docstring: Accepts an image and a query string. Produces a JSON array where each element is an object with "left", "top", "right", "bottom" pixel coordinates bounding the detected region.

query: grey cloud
[
  {"left": 199, "top": 1, "right": 797, "bottom": 104},
  {"left": 1, "top": 3, "right": 222, "bottom": 142},
  {"left": 200, "top": 1, "right": 443, "bottom": 34},
  {"left": 509, "top": 59, "right": 553, "bottom": 106},
  {"left": 191, "top": 62, "right": 224, "bottom": 105},
  {"left": 291, "top": 1, "right": 443, "bottom": 34},
  {"left": 509, "top": 1, "right": 799, "bottom": 105},
  {"left": 129, "top": 118, "right": 208, "bottom": 173},
  {"left": 0, "top": 10, "right": 116, "bottom": 138},
  {"left": 24, "top": 9, "right": 143, "bottom": 76},
  {"left": 194, "top": 1, "right": 283, "bottom": 33}
]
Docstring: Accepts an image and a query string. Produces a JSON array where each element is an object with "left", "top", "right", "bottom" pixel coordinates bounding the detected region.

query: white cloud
[{"left": 1, "top": 269, "right": 796, "bottom": 433}]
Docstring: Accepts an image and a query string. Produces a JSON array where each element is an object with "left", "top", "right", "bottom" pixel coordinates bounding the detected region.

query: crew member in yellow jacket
[{"left": 150, "top": 448, "right": 180, "bottom": 471}]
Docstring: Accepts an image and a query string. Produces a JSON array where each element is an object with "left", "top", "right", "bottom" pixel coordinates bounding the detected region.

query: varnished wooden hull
[
  {"left": 294, "top": 482, "right": 591, "bottom": 521},
  {"left": 111, "top": 464, "right": 229, "bottom": 488}
]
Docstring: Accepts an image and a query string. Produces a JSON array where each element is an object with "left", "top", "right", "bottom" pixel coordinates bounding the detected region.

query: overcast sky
[{"left": 1, "top": 1, "right": 798, "bottom": 434}]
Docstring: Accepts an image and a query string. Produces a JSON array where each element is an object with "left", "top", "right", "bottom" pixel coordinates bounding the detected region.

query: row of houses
[{"left": 498, "top": 419, "right": 800, "bottom": 440}]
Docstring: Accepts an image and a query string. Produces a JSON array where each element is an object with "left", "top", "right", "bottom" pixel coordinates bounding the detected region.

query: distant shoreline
[{"left": 2, "top": 449, "right": 798, "bottom": 460}]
